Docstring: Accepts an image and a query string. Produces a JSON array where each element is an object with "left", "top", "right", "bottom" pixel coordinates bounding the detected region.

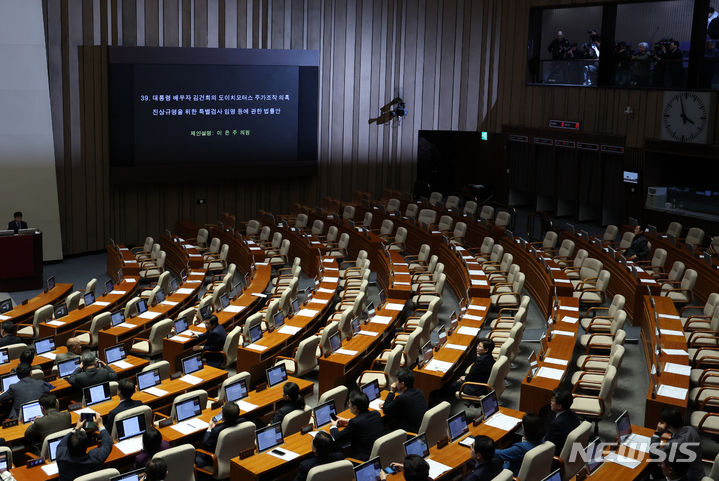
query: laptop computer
[
  {"left": 313, "top": 400, "right": 337, "bottom": 428},
  {"left": 256, "top": 423, "right": 284, "bottom": 452},
  {"left": 404, "top": 433, "right": 430, "bottom": 458},
  {"left": 34, "top": 337, "right": 56, "bottom": 356},
  {"left": 225, "top": 378, "right": 249, "bottom": 403},
  {"left": 199, "top": 304, "right": 212, "bottom": 321},
  {"left": 169, "top": 278, "right": 179, "bottom": 294},
  {"left": 448, "top": 411, "right": 469, "bottom": 442},
  {"left": 218, "top": 294, "right": 229, "bottom": 311},
  {"left": 48, "top": 437, "right": 62, "bottom": 462},
  {"left": 328, "top": 331, "right": 342, "bottom": 354},
  {"left": 354, "top": 457, "right": 382, "bottom": 481},
  {"left": 266, "top": 364, "right": 288, "bottom": 388},
  {"left": 0, "top": 299, "right": 12, "bottom": 313},
  {"left": 105, "top": 344, "right": 127, "bottom": 364},
  {"left": 0, "top": 373, "right": 19, "bottom": 393},
  {"left": 110, "top": 310, "right": 125, "bottom": 327},
  {"left": 181, "top": 353, "right": 203, "bottom": 376},
  {"left": 137, "top": 368, "right": 162, "bottom": 392},
  {"left": 174, "top": 317, "right": 190, "bottom": 336},
  {"left": 154, "top": 290, "right": 165, "bottom": 305},
  {"left": 0, "top": 453, "right": 8, "bottom": 472},
  {"left": 419, "top": 341, "right": 433, "bottom": 367},
  {"left": 291, "top": 298, "right": 300, "bottom": 316},
  {"left": 21, "top": 400, "right": 43, "bottom": 424},
  {"left": 540, "top": 469, "right": 562, "bottom": 481},
  {"left": 615, "top": 410, "right": 635, "bottom": 443},
  {"left": 47, "top": 276, "right": 56, "bottom": 291},
  {"left": 84, "top": 382, "right": 112, "bottom": 406},
  {"left": 481, "top": 390, "right": 500, "bottom": 421},
  {"left": 0, "top": 348, "right": 8, "bottom": 365},
  {"left": 57, "top": 358, "right": 81, "bottom": 378},
  {"left": 116, "top": 413, "right": 147, "bottom": 441},
  {"left": 175, "top": 396, "right": 202, "bottom": 422},
  {"left": 110, "top": 468, "right": 145, "bottom": 481},
  {"left": 83, "top": 292, "right": 95, "bottom": 306},
  {"left": 247, "top": 323, "right": 263, "bottom": 344},
  {"left": 54, "top": 304, "right": 68, "bottom": 319},
  {"left": 360, "top": 379, "right": 381, "bottom": 404},
  {"left": 136, "top": 299, "right": 148, "bottom": 316},
  {"left": 273, "top": 311, "right": 285, "bottom": 330},
  {"left": 585, "top": 437, "right": 604, "bottom": 474},
  {"left": 105, "top": 279, "right": 114, "bottom": 294}
]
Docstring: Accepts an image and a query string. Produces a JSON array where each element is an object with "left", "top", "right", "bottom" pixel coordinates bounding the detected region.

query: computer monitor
[
  {"left": 83, "top": 292, "right": 95, "bottom": 306},
  {"left": 136, "top": 299, "right": 148, "bottom": 315},
  {"left": 137, "top": 369, "right": 162, "bottom": 391},
  {"left": 540, "top": 469, "right": 562, "bottom": 481},
  {"left": 354, "top": 457, "right": 382, "bottom": 481},
  {"left": 360, "top": 379, "right": 381, "bottom": 403},
  {"left": 420, "top": 341, "right": 433, "bottom": 365},
  {"left": 54, "top": 304, "right": 68, "bottom": 319},
  {"left": 34, "top": 336, "right": 55, "bottom": 355},
  {"left": 57, "top": 358, "right": 81, "bottom": 378},
  {"left": 273, "top": 312, "right": 285, "bottom": 329},
  {"left": 224, "top": 378, "right": 248, "bottom": 403},
  {"left": 83, "top": 382, "right": 111, "bottom": 406},
  {"left": 181, "top": 353, "right": 203, "bottom": 375},
  {"left": 435, "top": 325, "right": 447, "bottom": 348},
  {"left": 0, "top": 348, "right": 8, "bottom": 365},
  {"left": 21, "top": 400, "right": 43, "bottom": 424},
  {"left": 248, "top": 323, "right": 263, "bottom": 343},
  {"left": 48, "top": 438, "right": 62, "bottom": 461},
  {"left": 170, "top": 278, "right": 179, "bottom": 293},
  {"left": 105, "top": 344, "right": 126, "bottom": 364},
  {"left": 291, "top": 298, "right": 300, "bottom": 315},
  {"left": 615, "top": 410, "right": 632, "bottom": 441},
  {"left": 154, "top": 290, "right": 165, "bottom": 305},
  {"left": 351, "top": 317, "right": 361, "bottom": 335},
  {"left": 175, "top": 396, "right": 202, "bottom": 422},
  {"left": 117, "top": 269, "right": 124, "bottom": 284},
  {"left": 174, "top": 317, "right": 189, "bottom": 335},
  {"left": 0, "top": 453, "right": 7, "bottom": 472},
  {"left": 328, "top": 331, "right": 342, "bottom": 354},
  {"left": 585, "top": 437, "right": 604, "bottom": 474},
  {"left": 47, "top": 276, "right": 56, "bottom": 291},
  {"left": 256, "top": 423, "right": 284, "bottom": 452},
  {"left": 481, "top": 391, "right": 499, "bottom": 420},
  {"left": 0, "top": 299, "right": 11, "bottom": 313},
  {"left": 110, "top": 310, "right": 125, "bottom": 326},
  {"left": 448, "top": 411, "right": 469, "bottom": 442},
  {"left": 220, "top": 294, "right": 230, "bottom": 310},
  {"left": 403, "top": 433, "right": 429, "bottom": 458},
  {"left": 313, "top": 400, "right": 337, "bottom": 428},
  {"left": 0, "top": 374, "right": 19, "bottom": 393},
  {"left": 266, "top": 364, "right": 288, "bottom": 387},
  {"left": 109, "top": 468, "right": 145, "bottom": 481},
  {"left": 379, "top": 289, "right": 386, "bottom": 307},
  {"left": 116, "top": 413, "right": 147, "bottom": 441},
  {"left": 199, "top": 304, "right": 211, "bottom": 321},
  {"left": 105, "top": 279, "right": 114, "bottom": 294}
]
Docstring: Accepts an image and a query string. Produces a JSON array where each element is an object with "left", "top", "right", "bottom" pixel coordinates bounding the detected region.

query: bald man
[{"left": 55, "top": 338, "right": 83, "bottom": 363}]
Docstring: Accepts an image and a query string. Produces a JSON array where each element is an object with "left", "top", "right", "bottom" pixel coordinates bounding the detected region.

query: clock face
[{"left": 662, "top": 92, "right": 708, "bottom": 143}]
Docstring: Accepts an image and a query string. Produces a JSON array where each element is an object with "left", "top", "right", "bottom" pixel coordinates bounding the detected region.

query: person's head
[
  {"left": 145, "top": 458, "right": 169, "bottom": 481},
  {"left": 634, "top": 224, "right": 646, "bottom": 235},
  {"left": 396, "top": 368, "right": 415, "bottom": 392},
  {"left": 403, "top": 454, "right": 430, "bottom": 481},
  {"left": 39, "top": 392, "right": 58, "bottom": 413},
  {"left": 16, "top": 363, "right": 31, "bottom": 379},
  {"left": 19, "top": 348, "right": 35, "bottom": 365},
  {"left": 80, "top": 351, "right": 96, "bottom": 368},
  {"left": 142, "top": 426, "right": 164, "bottom": 454},
  {"left": 657, "top": 407, "right": 684, "bottom": 433},
  {"left": 638, "top": 42, "right": 649, "bottom": 53},
  {"left": 283, "top": 381, "right": 301, "bottom": 402},
  {"left": 670, "top": 40, "right": 679, "bottom": 51},
  {"left": 661, "top": 451, "right": 690, "bottom": 480},
  {"left": 550, "top": 389, "right": 573, "bottom": 413},
  {"left": 312, "top": 431, "right": 335, "bottom": 458},
  {"left": 477, "top": 338, "right": 494, "bottom": 356},
  {"left": 222, "top": 402, "right": 240, "bottom": 426},
  {"left": 66, "top": 337, "right": 82, "bottom": 355},
  {"left": 118, "top": 379, "right": 135, "bottom": 400},
  {"left": 522, "top": 413, "right": 545, "bottom": 442},
  {"left": 707, "top": 40, "right": 716, "bottom": 50},
  {"left": 207, "top": 315, "right": 219, "bottom": 329},
  {"left": 556, "top": 30, "right": 564, "bottom": 39},
  {"left": 349, "top": 390, "right": 369, "bottom": 413},
  {"left": 1, "top": 321, "right": 15, "bottom": 337},
  {"left": 471, "top": 435, "right": 495, "bottom": 463},
  {"left": 13, "top": 212, "right": 22, "bottom": 222},
  {"left": 67, "top": 429, "right": 89, "bottom": 458}
]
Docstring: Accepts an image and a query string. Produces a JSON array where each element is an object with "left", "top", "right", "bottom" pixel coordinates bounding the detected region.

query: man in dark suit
[
  {"left": 24, "top": 392, "right": 72, "bottom": 454},
  {"left": 381, "top": 368, "right": 427, "bottom": 432},
  {"left": 106, "top": 379, "right": 142, "bottom": 431},
  {"left": 56, "top": 415, "right": 113, "bottom": 481},
  {"left": 452, "top": 338, "right": 495, "bottom": 397},
  {"left": 0, "top": 363, "right": 49, "bottom": 419},
  {"left": 465, "top": 436, "right": 503, "bottom": 481},
  {"left": 0, "top": 321, "right": 23, "bottom": 348},
  {"left": 330, "top": 390, "right": 383, "bottom": 461},
  {"left": 293, "top": 431, "right": 343, "bottom": 481},
  {"left": 191, "top": 315, "right": 227, "bottom": 368},
  {"left": 271, "top": 381, "right": 306, "bottom": 425},
  {"left": 544, "top": 389, "right": 581, "bottom": 456},
  {"left": 68, "top": 352, "right": 117, "bottom": 400},
  {"left": 195, "top": 402, "right": 245, "bottom": 467},
  {"left": 650, "top": 407, "right": 703, "bottom": 481},
  {"left": 8, "top": 212, "right": 27, "bottom": 233},
  {"left": 494, "top": 413, "right": 545, "bottom": 476}
]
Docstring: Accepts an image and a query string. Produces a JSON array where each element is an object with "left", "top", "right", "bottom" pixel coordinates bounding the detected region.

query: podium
[{"left": 0, "top": 232, "right": 43, "bottom": 291}]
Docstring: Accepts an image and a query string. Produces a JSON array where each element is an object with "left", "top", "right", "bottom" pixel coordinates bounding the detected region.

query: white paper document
[
  {"left": 139, "top": 311, "right": 156, "bottom": 319},
  {"left": 536, "top": 366, "right": 565, "bottom": 380},
  {"left": 457, "top": 326, "right": 481, "bottom": 336},
  {"left": 662, "top": 348, "right": 688, "bottom": 356},
  {"left": 309, "top": 298, "right": 329, "bottom": 305},
  {"left": 369, "top": 398, "right": 383, "bottom": 411},
  {"left": 384, "top": 303, "right": 405, "bottom": 311},
  {"left": 335, "top": 348, "right": 358, "bottom": 356},
  {"left": 370, "top": 315, "right": 393, "bottom": 325},
  {"left": 604, "top": 453, "right": 642, "bottom": 469},
  {"left": 468, "top": 270, "right": 485, "bottom": 275},
  {"left": 484, "top": 413, "right": 522, "bottom": 431},
  {"left": 267, "top": 448, "right": 300, "bottom": 461},
  {"left": 543, "top": 357, "right": 568, "bottom": 366},
  {"left": 125, "top": 260, "right": 137, "bottom": 264},
  {"left": 560, "top": 305, "right": 579, "bottom": 311},
  {"left": 296, "top": 308, "right": 319, "bottom": 317},
  {"left": 318, "top": 288, "right": 335, "bottom": 294},
  {"left": 659, "top": 329, "right": 684, "bottom": 337},
  {"left": 176, "top": 288, "right": 195, "bottom": 294},
  {"left": 125, "top": 278, "right": 136, "bottom": 283},
  {"left": 658, "top": 314, "right": 680, "bottom": 320},
  {"left": 467, "top": 304, "right": 487, "bottom": 311},
  {"left": 46, "top": 320, "right": 65, "bottom": 326},
  {"left": 278, "top": 325, "right": 302, "bottom": 335},
  {"left": 322, "top": 277, "right": 339, "bottom": 283},
  {"left": 160, "top": 300, "right": 178, "bottom": 306},
  {"left": 224, "top": 305, "right": 245, "bottom": 313},
  {"left": 116, "top": 435, "right": 144, "bottom": 454},
  {"left": 171, "top": 418, "right": 209, "bottom": 435},
  {"left": 94, "top": 301, "right": 111, "bottom": 307},
  {"left": 357, "top": 330, "right": 379, "bottom": 337},
  {"left": 323, "top": 258, "right": 335, "bottom": 263},
  {"left": 640, "top": 279, "right": 656, "bottom": 284},
  {"left": 424, "top": 359, "right": 454, "bottom": 373},
  {"left": 556, "top": 279, "right": 571, "bottom": 283},
  {"left": 0, "top": 315, "right": 9, "bottom": 320},
  {"left": 168, "top": 335, "right": 191, "bottom": 342},
  {"left": 462, "top": 314, "right": 484, "bottom": 321},
  {"left": 41, "top": 463, "right": 59, "bottom": 476},
  {"left": 552, "top": 330, "right": 574, "bottom": 337},
  {"left": 117, "top": 322, "right": 137, "bottom": 329},
  {"left": 252, "top": 293, "right": 268, "bottom": 298},
  {"left": 664, "top": 362, "right": 690, "bottom": 376},
  {"left": 246, "top": 343, "right": 268, "bottom": 352},
  {"left": 76, "top": 407, "right": 98, "bottom": 416},
  {"left": 621, "top": 433, "right": 652, "bottom": 453},
  {"left": 42, "top": 352, "right": 57, "bottom": 360},
  {"left": 111, "top": 360, "right": 134, "bottom": 369},
  {"left": 471, "top": 279, "right": 488, "bottom": 286},
  {"left": 657, "top": 384, "right": 688, "bottom": 400},
  {"left": 560, "top": 316, "right": 579, "bottom": 324},
  {"left": 425, "top": 459, "right": 452, "bottom": 479},
  {"left": 237, "top": 400, "right": 258, "bottom": 412},
  {"left": 185, "top": 279, "right": 201, "bottom": 284},
  {"left": 444, "top": 343, "right": 467, "bottom": 351},
  {"left": 143, "top": 386, "right": 169, "bottom": 397},
  {"left": 179, "top": 374, "right": 203, "bottom": 385},
  {"left": 394, "top": 281, "right": 410, "bottom": 286}
]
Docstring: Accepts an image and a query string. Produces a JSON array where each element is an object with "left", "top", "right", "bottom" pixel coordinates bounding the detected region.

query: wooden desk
[
  {"left": 107, "top": 245, "right": 140, "bottom": 281},
  {"left": 0, "top": 283, "right": 73, "bottom": 324},
  {"left": 161, "top": 235, "right": 205, "bottom": 273},
  {"left": 0, "top": 232, "right": 43, "bottom": 291},
  {"left": 0, "top": 347, "right": 69, "bottom": 377}
]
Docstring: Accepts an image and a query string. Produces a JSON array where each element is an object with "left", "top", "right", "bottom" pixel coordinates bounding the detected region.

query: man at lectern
[{"left": 8, "top": 212, "right": 27, "bottom": 233}]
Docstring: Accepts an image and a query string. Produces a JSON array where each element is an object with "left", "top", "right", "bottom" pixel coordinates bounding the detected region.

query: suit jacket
[
  {"left": 382, "top": 387, "right": 427, "bottom": 433},
  {"left": 68, "top": 365, "right": 118, "bottom": 398},
  {"left": 106, "top": 398, "right": 143, "bottom": 432},
  {"left": 465, "top": 460, "right": 503, "bottom": 481},
  {"left": 544, "top": 410, "right": 581, "bottom": 455},
  {"left": 0, "top": 376, "right": 50, "bottom": 419},
  {"left": 199, "top": 324, "right": 227, "bottom": 352},
  {"left": 56, "top": 428, "right": 113, "bottom": 481},
  {"left": 0, "top": 335, "right": 23, "bottom": 348},
  {"left": 330, "top": 410, "right": 383, "bottom": 461},
  {"left": 466, "top": 354, "right": 495, "bottom": 384},
  {"left": 271, "top": 399, "right": 305, "bottom": 426},
  {"left": 8, "top": 221, "right": 27, "bottom": 233},
  {"left": 626, "top": 234, "right": 650, "bottom": 261},
  {"left": 293, "top": 452, "right": 344, "bottom": 481},
  {"left": 24, "top": 408, "right": 72, "bottom": 454},
  {"left": 651, "top": 426, "right": 704, "bottom": 481},
  {"left": 201, "top": 418, "right": 246, "bottom": 453},
  {"left": 494, "top": 440, "right": 542, "bottom": 476}
]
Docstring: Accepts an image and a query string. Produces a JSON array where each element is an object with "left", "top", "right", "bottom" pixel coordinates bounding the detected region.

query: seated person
[
  {"left": 660, "top": 451, "right": 692, "bottom": 481},
  {"left": 55, "top": 337, "right": 83, "bottom": 363},
  {"left": 271, "top": 381, "right": 305, "bottom": 425},
  {"left": 465, "top": 436, "right": 503, "bottom": 481},
  {"left": 650, "top": 407, "right": 703, "bottom": 481},
  {"left": 106, "top": 379, "right": 142, "bottom": 430},
  {"left": 196, "top": 402, "right": 246, "bottom": 467},
  {"left": 330, "top": 390, "right": 383, "bottom": 461},
  {"left": 381, "top": 368, "right": 427, "bottom": 432},
  {"left": 625, "top": 225, "right": 650, "bottom": 261},
  {"left": 68, "top": 351, "right": 118, "bottom": 399},
  {"left": 452, "top": 338, "right": 495, "bottom": 397},
  {"left": 8, "top": 212, "right": 27, "bottom": 233},
  {"left": 134, "top": 426, "right": 171, "bottom": 469},
  {"left": 24, "top": 392, "right": 72, "bottom": 454},
  {"left": 56, "top": 415, "right": 112, "bottom": 481},
  {"left": 493, "top": 413, "right": 545, "bottom": 476},
  {"left": 191, "top": 315, "right": 227, "bottom": 368},
  {"left": 0, "top": 363, "right": 49, "bottom": 419},
  {"left": 293, "top": 431, "right": 344, "bottom": 481},
  {"left": 543, "top": 388, "right": 580, "bottom": 455},
  {"left": 0, "top": 321, "right": 22, "bottom": 348},
  {"left": 145, "top": 458, "right": 169, "bottom": 481},
  {"left": 380, "top": 455, "right": 430, "bottom": 481}
]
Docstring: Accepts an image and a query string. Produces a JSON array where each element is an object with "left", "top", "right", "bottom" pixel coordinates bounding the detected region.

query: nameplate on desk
[
  {"left": 27, "top": 458, "right": 45, "bottom": 468},
  {"left": 170, "top": 372, "right": 182, "bottom": 380},
  {"left": 68, "top": 403, "right": 82, "bottom": 411},
  {"left": 246, "top": 343, "right": 268, "bottom": 352},
  {"left": 158, "top": 418, "right": 173, "bottom": 428}
]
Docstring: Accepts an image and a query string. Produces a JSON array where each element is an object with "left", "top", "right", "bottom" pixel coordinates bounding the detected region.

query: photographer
[
  {"left": 582, "top": 30, "right": 600, "bottom": 86},
  {"left": 548, "top": 30, "right": 570, "bottom": 59},
  {"left": 631, "top": 42, "right": 652, "bottom": 86},
  {"left": 614, "top": 41, "right": 632, "bottom": 85}
]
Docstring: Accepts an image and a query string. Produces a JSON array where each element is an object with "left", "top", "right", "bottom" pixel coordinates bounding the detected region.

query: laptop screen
[
  {"left": 117, "top": 413, "right": 147, "bottom": 441},
  {"left": 47, "top": 276, "right": 56, "bottom": 291},
  {"left": 266, "top": 365, "right": 288, "bottom": 387},
  {"left": 351, "top": 317, "right": 361, "bottom": 334},
  {"left": 84, "top": 382, "right": 111, "bottom": 406},
  {"left": 0, "top": 299, "right": 12, "bottom": 313},
  {"left": 34, "top": 337, "right": 55, "bottom": 355},
  {"left": 199, "top": 305, "right": 211, "bottom": 321},
  {"left": 111, "top": 310, "right": 125, "bottom": 326},
  {"left": 174, "top": 318, "right": 189, "bottom": 335},
  {"left": 54, "top": 304, "right": 68, "bottom": 319},
  {"left": 0, "top": 349, "right": 8, "bottom": 365},
  {"left": 379, "top": 289, "right": 386, "bottom": 306},
  {"left": 541, "top": 469, "right": 562, "bottom": 481},
  {"left": 105, "top": 280, "right": 114, "bottom": 293},
  {"left": 154, "top": 290, "right": 165, "bottom": 304},
  {"left": 481, "top": 391, "right": 499, "bottom": 420},
  {"left": 83, "top": 292, "right": 95, "bottom": 306},
  {"left": 361, "top": 379, "right": 380, "bottom": 402},
  {"left": 616, "top": 410, "right": 632, "bottom": 440},
  {"left": 225, "top": 379, "right": 248, "bottom": 402},
  {"left": 170, "top": 278, "right": 179, "bottom": 293},
  {"left": 105, "top": 344, "right": 126, "bottom": 364},
  {"left": 136, "top": 299, "right": 148, "bottom": 315},
  {"left": 292, "top": 299, "right": 300, "bottom": 315},
  {"left": 110, "top": 468, "right": 145, "bottom": 481},
  {"left": 256, "top": 423, "right": 284, "bottom": 452},
  {"left": 421, "top": 341, "right": 433, "bottom": 364},
  {"left": 328, "top": 332, "right": 342, "bottom": 353},
  {"left": 1, "top": 374, "right": 19, "bottom": 392},
  {"left": 404, "top": 433, "right": 429, "bottom": 458},
  {"left": 273, "top": 312, "right": 284, "bottom": 328},
  {"left": 249, "top": 324, "right": 263, "bottom": 343},
  {"left": 58, "top": 358, "right": 81, "bottom": 378},
  {"left": 21, "top": 401, "right": 43, "bottom": 424},
  {"left": 137, "top": 369, "right": 161, "bottom": 391},
  {"left": 181, "top": 354, "right": 203, "bottom": 375},
  {"left": 313, "top": 400, "right": 337, "bottom": 428},
  {"left": 175, "top": 396, "right": 202, "bottom": 422},
  {"left": 0, "top": 453, "right": 7, "bottom": 472},
  {"left": 354, "top": 457, "right": 382, "bottom": 481},
  {"left": 586, "top": 437, "right": 604, "bottom": 474},
  {"left": 48, "top": 438, "right": 62, "bottom": 461},
  {"left": 220, "top": 294, "right": 230, "bottom": 310},
  {"left": 448, "top": 411, "right": 468, "bottom": 441}
]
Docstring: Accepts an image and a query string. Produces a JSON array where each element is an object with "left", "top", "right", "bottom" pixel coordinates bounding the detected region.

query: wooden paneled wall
[{"left": 42, "top": 0, "right": 504, "bottom": 255}]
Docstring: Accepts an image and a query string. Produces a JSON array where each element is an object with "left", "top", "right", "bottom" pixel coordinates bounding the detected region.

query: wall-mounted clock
[{"left": 660, "top": 91, "right": 713, "bottom": 144}]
